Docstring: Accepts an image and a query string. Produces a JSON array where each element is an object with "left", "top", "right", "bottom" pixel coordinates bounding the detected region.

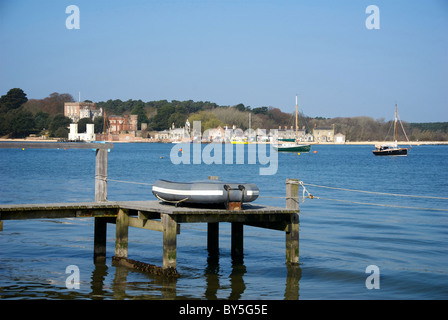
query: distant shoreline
[
  {"left": 316, "top": 141, "right": 448, "bottom": 146},
  {"left": 1, "top": 138, "right": 448, "bottom": 146}
]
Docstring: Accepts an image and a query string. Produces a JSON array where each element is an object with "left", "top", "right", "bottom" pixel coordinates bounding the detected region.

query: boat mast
[
  {"left": 103, "top": 109, "right": 106, "bottom": 141},
  {"left": 394, "top": 104, "right": 398, "bottom": 147},
  {"left": 295, "top": 94, "right": 298, "bottom": 139}
]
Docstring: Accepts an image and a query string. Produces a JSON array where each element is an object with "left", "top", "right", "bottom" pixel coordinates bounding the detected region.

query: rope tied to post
[{"left": 299, "top": 181, "right": 316, "bottom": 202}]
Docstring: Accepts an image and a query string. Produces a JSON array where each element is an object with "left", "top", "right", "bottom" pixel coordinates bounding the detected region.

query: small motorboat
[
  {"left": 152, "top": 179, "right": 259, "bottom": 206},
  {"left": 373, "top": 144, "right": 408, "bottom": 156}
]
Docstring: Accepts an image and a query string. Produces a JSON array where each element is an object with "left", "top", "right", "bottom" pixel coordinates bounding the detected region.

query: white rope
[
  {"left": 154, "top": 193, "right": 189, "bottom": 204},
  {"left": 106, "top": 178, "right": 448, "bottom": 212},
  {"left": 108, "top": 179, "right": 153, "bottom": 186},
  {"left": 316, "top": 196, "right": 448, "bottom": 212},
  {"left": 302, "top": 182, "right": 448, "bottom": 200}
]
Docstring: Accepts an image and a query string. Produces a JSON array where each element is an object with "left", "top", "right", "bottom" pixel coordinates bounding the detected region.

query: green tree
[
  {"left": 0, "top": 88, "right": 28, "bottom": 112},
  {"left": 168, "top": 112, "right": 186, "bottom": 128},
  {"left": 34, "top": 111, "right": 51, "bottom": 130},
  {"left": 189, "top": 111, "right": 223, "bottom": 132},
  {"left": 234, "top": 103, "right": 246, "bottom": 112},
  {"left": 77, "top": 117, "right": 93, "bottom": 133},
  {"left": 93, "top": 116, "right": 104, "bottom": 134},
  {"left": 131, "top": 104, "right": 149, "bottom": 128},
  {"left": 49, "top": 114, "right": 71, "bottom": 136},
  {"left": 252, "top": 106, "right": 268, "bottom": 115},
  {"left": 54, "top": 127, "right": 69, "bottom": 138},
  {"left": 9, "top": 110, "right": 35, "bottom": 138},
  {"left": 150, "top": 104, "right": 175, "bottom": 130}
]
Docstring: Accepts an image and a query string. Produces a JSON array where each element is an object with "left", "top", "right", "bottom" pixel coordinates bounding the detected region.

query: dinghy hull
[{"left": 152, "top": 180, "right": 259, "bottom": 204}]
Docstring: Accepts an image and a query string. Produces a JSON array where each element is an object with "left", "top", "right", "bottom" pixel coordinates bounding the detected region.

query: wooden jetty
[{"left": 0, "top": 142, "right": 300, "bottom": 275}]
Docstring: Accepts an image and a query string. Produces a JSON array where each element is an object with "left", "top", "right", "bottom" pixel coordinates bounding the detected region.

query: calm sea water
[{"left": 0, "top": 143, "right": 447, "bottom": 300}]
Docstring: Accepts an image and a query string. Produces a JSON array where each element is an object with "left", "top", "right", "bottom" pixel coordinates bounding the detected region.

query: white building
[
  {"left": 64, "top": 102, "right": 102, "bottom": 123},
  {"left": 335, "top": 133, "right": 346, "bottom": 144},
  {"left": 68, "top": 123, "right": 95, "bottom": 142}
]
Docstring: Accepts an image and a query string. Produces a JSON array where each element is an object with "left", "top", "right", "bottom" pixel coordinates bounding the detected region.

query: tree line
[
  {"left": 1, "top": 88, "right": 447, "bottom": 141},
  {"left": 0, "top": 89, "right": 104, "bottom": 138}
]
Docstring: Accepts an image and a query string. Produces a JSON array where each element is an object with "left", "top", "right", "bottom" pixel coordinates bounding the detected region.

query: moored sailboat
[
  {"left": 273, "top": 95, "right": 312, "bottom": 152},
  {"left": 373, "top": 104, "right": 410, "bottom": 156}
]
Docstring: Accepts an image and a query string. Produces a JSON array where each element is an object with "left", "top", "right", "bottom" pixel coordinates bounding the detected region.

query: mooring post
[
  {"left": 94, "top": 147, "right": 108, "bottom": 262},
  {"left": 115, "top": 209, "right": 129, "bottom": 259},
  {"left": 285, "top": 179, "right": 300, "bottom": 264},
  {"left": 95, "top": 148, "right": 108, "bottom": 202},
  {"left": 231, "top": 222, "right": 244, "bottom": 262},
  {"left": 208, "top": 223, "right": 219, "bottom": 255},
  {"left": 94, "top": 217, "right": 107, "bottom": 263},
  {"left": 162, "top": 213, "right": 178, "bottom": 269},
  {"left": 207, "top": 176, "right": 219, "bottom": 255}
]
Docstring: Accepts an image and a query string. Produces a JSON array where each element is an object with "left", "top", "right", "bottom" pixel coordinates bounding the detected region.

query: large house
[
  {"left": 64, "top": 102, "right": 102, "bottom": 123},
  {"left": 313, "top": 126, "right": 335, "bottom": 142},
  {"left": 108, "top": 115, "right": 138, "bottom": 133},
  {"left": 273, "top": 126, "right": 314, "bottom": 142}
]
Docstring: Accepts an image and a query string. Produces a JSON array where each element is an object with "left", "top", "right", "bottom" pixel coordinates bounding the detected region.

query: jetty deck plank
[
  {"left": 0, "top": 200, "right": 295, "bottom": 220},
  {"left": 0, "top": 202, "right": 121, "bottom": 220}
]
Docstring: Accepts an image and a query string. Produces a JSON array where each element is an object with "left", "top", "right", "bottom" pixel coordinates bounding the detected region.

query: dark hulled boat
[
  {"left": 373, "top": 104, "right": 410, "bottom": 156},
  {"left": 373, "top": 144, "right": 408, "bottom": 156}
]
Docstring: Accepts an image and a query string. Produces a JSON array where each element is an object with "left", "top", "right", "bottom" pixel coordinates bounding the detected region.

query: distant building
[
  {"left": 68, "top": 123, "right": 95, "bottom": 142},
  {"left": 255, "top": 128, "right": 269, "bottom": 142},
  {"left": 203, "top": 126, "right": 225, "bottom": 142},
  {"left": 108, "top": 115, "right": 138, "bottom": 133},
  {"left": 168, "top": 120, "right": 193, "bottom": 142},
  {"left": 64, "top": 102, "right": 102, "bottom": 123},
  {"left": 335, "top": 133, "right": 346, "bottom": 144},
  {"left": 155, "top": 130, "right": 169, "bottom": 140},
  {"left": 273, "top": 126, "right": 313, "bottom": 142},
  {"left": 313, "top": 127, "right": 335, "bottom": 142}
]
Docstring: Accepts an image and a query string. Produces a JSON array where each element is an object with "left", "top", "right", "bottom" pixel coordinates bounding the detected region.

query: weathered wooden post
[
  {"left": 285, "top": 179, "right": 300, "bottom": 264},
  {"left": 115, "top": 209, "right": 129, "bottom": 259},
  {"left": 94, "top": 147, "right": 109, "bottom": 262},
  {"left": 162, "top": 213, "right": 178, "bottom": 269},
  {"left": 207, "top": 176, "right": 219, "bottom": 255},
  {"left": 93, "top": 217, "right": 107, "bottom": 263},
  {"left": 231, "top": 223, "right": 244, "bottom": 262},
  {"left": 95, "top": 148, "right": 108, "bottom": 202}
]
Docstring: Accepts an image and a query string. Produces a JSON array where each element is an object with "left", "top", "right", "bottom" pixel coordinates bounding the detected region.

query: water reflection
[
  {"left": 285, "top": 264, "right": 301, "bottom": 300},
  {"left": 204, "top": 254, "right": 247, "bottom": 300},
  {"left": 91, "top": 262, "right": 109, "bottom": 299},
  {"left": 86, "top": 255, "right": 301, "bottom": 300}
]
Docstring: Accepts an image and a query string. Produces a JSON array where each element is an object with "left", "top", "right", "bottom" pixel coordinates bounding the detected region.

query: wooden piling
[
  {"left": 207, "top": 176, "right": 220, "bottom": 255},
  {"left": 94, "top": 217, "right": 108, "bottom": 263},
  {"left": 94, "top": 147, "right": 109, "bottom": 262},
  {"left": 162, "top": 213, "right": 178, "bottom": 269},
  {"left": 285, "top": 179, "right": 300, "bottom": 264},
  {"left": 95, "top": 148, "right": 108, "bottom": 203},
  {"left": 207, "top": 223, "right": 219, "bottom": 255},
  {"left": 115, "top": 209, "right": 129, "bottom": 259},
  {"left": 231, "top": 222, "right": 244, "bottom": 262}
]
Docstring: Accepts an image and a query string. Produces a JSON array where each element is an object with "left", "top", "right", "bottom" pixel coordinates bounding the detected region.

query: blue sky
[{"left": 0, "top": 0, "right": 447, "bottom": 122}]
